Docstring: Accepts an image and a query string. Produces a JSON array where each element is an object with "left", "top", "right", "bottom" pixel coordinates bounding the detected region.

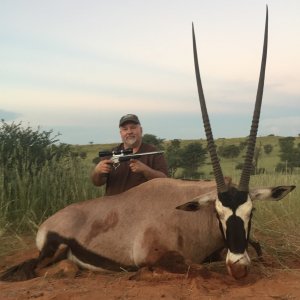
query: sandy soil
[{"left": 1, "top": 240, "right": 300, "bottom": 300}]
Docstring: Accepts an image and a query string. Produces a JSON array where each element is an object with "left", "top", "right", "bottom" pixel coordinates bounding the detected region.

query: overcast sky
[{"left": 1, "top": 0, "right": 299, "bottom": 144}]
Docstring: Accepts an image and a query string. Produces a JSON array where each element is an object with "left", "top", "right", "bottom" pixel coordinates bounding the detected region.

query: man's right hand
[{"left": 95, "top": 159, "right": 113, "bottom": 176}]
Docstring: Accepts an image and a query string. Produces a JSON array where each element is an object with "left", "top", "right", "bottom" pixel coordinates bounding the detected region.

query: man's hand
[
  {"left": 95, "top": 159, "right": 113, "bottom": 175},
  {"left": 129, "top": 159, "right": 167, "bottom": 180},
  {"left": 129, "top": 159, "right": 150, "bottom": 174}
]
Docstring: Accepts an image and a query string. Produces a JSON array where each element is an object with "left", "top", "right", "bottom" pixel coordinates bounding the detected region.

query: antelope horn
[
  {"left": 239, "top": 6, "right": 268, "bottom": 191},
  {"left": 193, "top": 24, "right": 227, "bottom": 193}
]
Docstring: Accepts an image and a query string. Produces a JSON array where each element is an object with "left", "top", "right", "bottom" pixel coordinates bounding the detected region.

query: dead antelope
[{"left": 0, "top": 7, "right": 296, "bottom": 281}]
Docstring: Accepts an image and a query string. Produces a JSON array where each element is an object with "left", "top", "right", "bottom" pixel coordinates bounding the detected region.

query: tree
[
  {"left": 165, "top": 139, "right": 182, "bottom": 178},
  {"left": 276, "top": 137, "right": 300, "bottom": 173},
  {"left": 278, "top": 137, "right": 295, "bottom": 161},
  {"left": 263, "top": 144, "right": 273, "bottom": 155},
  {"left": 218, "top": 144, "right": 240, "bottom": 159},
  {"left": 180, "top": 142, "right": 207, "bottom": 178},
  {"left": 142, "top": 134, "right": 165, "bottom": 150}
]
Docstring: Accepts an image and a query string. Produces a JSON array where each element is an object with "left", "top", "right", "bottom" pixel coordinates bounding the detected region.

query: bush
[
  {"left": 180, "top": 142, "right": 207, "bottom": 178},
  {"left": 0, "top": 120, "right": 72, "bottom": 178},
  {"left": 166, "top": 139, "right": 182, "bottom": 178},
  {"left": 278, "top": 137, "right": 300, "bottom": 172},
  {"left": 218, "top": 144, "right": 240, "bottom": 159},
  {"left": 0, "top": 120, "right": 101, "bottom": 232},
  {"left": 264, "top": 144, "right": 273, "bottom": 155},
  {"left": 142, "top": 134, "right": 165, "bottom": 150}
]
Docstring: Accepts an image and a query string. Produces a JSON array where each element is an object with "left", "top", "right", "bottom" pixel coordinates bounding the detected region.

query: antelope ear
[
  {"left": 249, "top": 185, "right": 296, "bottom": 201},
  {"left": 176, "top": 193, "right": 216, "bottom": 211}
]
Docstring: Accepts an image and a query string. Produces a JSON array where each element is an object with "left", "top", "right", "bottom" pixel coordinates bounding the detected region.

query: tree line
[
  {"left": 1, "top": 120, "right": 299, "bottom": 186},
  {"left": 141, "top": 134, "right": 300, "bottom": 177}
]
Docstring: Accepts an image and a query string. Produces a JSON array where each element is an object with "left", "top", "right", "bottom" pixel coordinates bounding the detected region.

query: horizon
[{"left": 71, "top": 133, "right": 299, "bottom": 147}]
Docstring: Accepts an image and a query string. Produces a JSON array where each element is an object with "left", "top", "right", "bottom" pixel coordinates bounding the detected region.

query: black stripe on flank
[{"left": 46, "top": 231, "right": 138, "bottom": 272}]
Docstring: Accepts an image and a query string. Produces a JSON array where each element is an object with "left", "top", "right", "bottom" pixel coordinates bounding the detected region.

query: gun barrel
[{"left": 118, "top": 151, "right": 164, "bottom": 162}]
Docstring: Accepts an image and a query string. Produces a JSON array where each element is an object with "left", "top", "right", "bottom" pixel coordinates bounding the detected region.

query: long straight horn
[
  {"left": 239, "top": 7, "right": 268, "bottom": 191},
  {"left": 193, "top": 23, "right": 227, "bottom": 193}
]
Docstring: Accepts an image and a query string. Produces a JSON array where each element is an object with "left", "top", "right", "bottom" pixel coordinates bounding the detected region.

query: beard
[{"left": 124, "top": 136, "right": 138, "bottom": 147}]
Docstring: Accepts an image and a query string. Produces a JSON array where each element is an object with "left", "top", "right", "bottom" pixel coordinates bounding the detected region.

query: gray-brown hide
[{"left": 36, "top": 178, "right": 222, "bottom": 270}]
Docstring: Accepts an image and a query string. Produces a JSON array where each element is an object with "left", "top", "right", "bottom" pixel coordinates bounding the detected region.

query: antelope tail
[{"left": 0, "top": 258, "right": 38, "bottom": 281}]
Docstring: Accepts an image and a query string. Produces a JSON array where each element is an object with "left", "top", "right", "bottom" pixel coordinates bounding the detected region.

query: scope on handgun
[{"left": 99, "top": 148, "right": 133, "bottom": 157}]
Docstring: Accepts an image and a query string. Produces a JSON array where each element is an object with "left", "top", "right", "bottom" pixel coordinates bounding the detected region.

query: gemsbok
[{"left": 0, "top": 7, "right": 296, "bottom": 281}]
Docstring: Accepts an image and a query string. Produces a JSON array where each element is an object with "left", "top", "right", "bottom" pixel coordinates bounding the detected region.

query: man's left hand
[{"left": 129, "top": 159, "right": 150, "bottom": 174}]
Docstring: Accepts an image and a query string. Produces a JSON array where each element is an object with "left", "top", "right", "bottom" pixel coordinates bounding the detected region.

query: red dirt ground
[{"left": 1, "top": 239, "right": 300, "bottom": 300}]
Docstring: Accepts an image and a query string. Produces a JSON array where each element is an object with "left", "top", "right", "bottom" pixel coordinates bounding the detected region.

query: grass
[
  {"left": 0, "top": 158, "right": 105, "bottom": 234},
  {"left": 0, "top": 232, "right": 35, "bottom": 259},
  {"left": 250, "top": 174, "right": 300, "bottom": 268}
]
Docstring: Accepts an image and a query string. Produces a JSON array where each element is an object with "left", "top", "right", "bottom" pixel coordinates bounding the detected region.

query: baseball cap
[{"left": 119, "top": 114, "right": 141, "bottom": 127}]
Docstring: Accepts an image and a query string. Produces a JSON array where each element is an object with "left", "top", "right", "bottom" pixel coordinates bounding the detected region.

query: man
[{"left": 91, "top": 114, "right": 168, "bottom": 195}]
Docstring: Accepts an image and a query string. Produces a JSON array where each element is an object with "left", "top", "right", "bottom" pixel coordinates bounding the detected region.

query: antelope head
[
  {"left": 178, "top": 7, "right": 283, "bottom": 279},
  {"left": 193, "top": 7, "right": 269, "bottom": 279}
]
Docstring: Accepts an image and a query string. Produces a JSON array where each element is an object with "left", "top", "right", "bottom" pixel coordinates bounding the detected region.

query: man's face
[{"left": 119, "top": 122, "right": 143, "bottom": 148}]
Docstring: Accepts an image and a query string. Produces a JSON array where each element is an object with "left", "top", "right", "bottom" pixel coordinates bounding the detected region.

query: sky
[{"left": 1, "top": 0, "right": 299, "bottom": 145}]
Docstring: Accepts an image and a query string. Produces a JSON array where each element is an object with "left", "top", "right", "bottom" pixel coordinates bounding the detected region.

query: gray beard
[{"left": 125, "top": 137, "right": 137, "bottom": 147}]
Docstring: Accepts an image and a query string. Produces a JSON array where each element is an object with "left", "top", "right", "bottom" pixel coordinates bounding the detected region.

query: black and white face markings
[{"left": 215, "top": 187, "right": 253, "bottom": 254}]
